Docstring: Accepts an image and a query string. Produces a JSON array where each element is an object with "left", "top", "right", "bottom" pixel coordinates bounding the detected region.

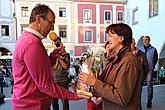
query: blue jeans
[{"left": 147, "top": 70, "right": 153, "bottom": 101}]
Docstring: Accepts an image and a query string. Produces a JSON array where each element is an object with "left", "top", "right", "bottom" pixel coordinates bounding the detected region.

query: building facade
[
  {"left": 126, "top": 0, "right": 165, "bottom": 69},
  {"left": 72, "top": 0, "right": 126, "bottom": 57},
  {"left": 13, "top": 0, "right": 126, "bottom": 58},
  {"left": 0, "top": 0, "right": 126, "bottom": 58},
  {"left": 0, "top": 0, "right": 15, "bottom": 56},
  {"left": 14, "top": 0, "right": 74, "bottom": 55}
]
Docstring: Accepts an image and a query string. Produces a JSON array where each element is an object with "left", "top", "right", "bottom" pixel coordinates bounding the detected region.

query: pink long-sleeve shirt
[{"left": 12, "top": 30, "right": 79, "bottom": 110}]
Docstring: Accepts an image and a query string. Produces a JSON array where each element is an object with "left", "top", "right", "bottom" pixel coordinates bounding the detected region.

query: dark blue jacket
[{"left": 139, "top": 45, "right": 158, "bottom": 70}]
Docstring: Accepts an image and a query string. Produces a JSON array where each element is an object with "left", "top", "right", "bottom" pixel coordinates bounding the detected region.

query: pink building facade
[{"left": 73, "top": 0, "right": 127, "bottom": 57}]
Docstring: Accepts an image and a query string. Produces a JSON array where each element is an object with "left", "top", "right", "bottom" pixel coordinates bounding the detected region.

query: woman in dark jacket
[{"left": 78, "top": 23, "right": 143, "bottom": 110}]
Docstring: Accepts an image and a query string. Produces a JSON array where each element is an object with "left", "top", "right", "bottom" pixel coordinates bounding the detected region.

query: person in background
[
  {"left": 78, "top": 23, "right": 143, "bottom": 110},
  {"left": 102, "top": 41, "right": 115, "bottom": 69},
  {"left": 159, "top": 67, "right": 165, "bottom": 84},
  {"left": 10, "top": 72, "right": 14, "bottom": 94},
  {"left": 68, "top": 65, "right": 76, "bottom": 84},
  {"left": 73, "top": 58, "right": 80, "bottom": 77},
  {"left": 0, "top": 68, "right": 4, "bottom": 94},
  {"left": 139, "top": 35, "right": 158, "bottom": 108},
  {"left": 131, "top": 38, "right": 149, "bottom": 110},
  {"left": 52, "top": 37, "right": 71, "bottom": 110},
  {"left": 0, "top": 68, "right": 5, "bottom": 104},
  {"left": 12, "top": 4, "right": 89, "bottom": 110},
  {"left": 104, "top": 41, "right": 111, "bottom": 58},
  {"left": 131, "top": 38, "right": 149, "bottom": 78},
  {"left": 159, "top": 67, "right": 165, "bottom": 77}
]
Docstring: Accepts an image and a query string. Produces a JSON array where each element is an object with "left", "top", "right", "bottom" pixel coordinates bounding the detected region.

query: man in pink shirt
[{"left": 12, "top": 4, "right": 88, "bottom": 110}]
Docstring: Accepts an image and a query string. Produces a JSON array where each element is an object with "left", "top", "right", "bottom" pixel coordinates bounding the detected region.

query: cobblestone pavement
[{"left": 0, "top": 78, "right": 165, "bottom": 110}]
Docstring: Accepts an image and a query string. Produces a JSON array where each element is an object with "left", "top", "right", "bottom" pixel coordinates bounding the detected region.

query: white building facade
[
  {"left": 14, "top": 0, "right": 74, "bottom": 55},
  {"left": 126, "top": 0, "right": 165, "bottom": 69},
  {"left": 0, "top": 0, "right": 15, "bottom": 55}
]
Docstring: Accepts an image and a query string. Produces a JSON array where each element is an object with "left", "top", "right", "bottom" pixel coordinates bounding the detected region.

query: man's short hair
[
  {"left": 29, "top": 4, "right": 53, "bottom": 23},
  {"left": 144, "top": 36, "right": 150, "bottom": 41}
]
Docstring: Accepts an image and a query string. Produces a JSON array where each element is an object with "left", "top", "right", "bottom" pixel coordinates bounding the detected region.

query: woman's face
[{"left": 108, "top": 31, "right": 123, "bottom": 52}]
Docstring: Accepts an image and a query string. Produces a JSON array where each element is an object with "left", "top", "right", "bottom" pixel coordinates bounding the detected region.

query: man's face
[
  {"left": 143, "top": 36, "right": 150, "bottom": 46},
  {"left": 40, "top": 11, "right": 55, "bottom": 37}
]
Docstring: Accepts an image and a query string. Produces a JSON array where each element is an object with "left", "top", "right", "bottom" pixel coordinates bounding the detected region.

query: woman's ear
[{"left": 120, "top": 36, "right": 124, "bottom": 43}]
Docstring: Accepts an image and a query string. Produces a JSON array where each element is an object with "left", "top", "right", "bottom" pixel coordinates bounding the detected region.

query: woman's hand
[
  {"left": 51, "top": 44, "right": 66, "bottom": 58},
  {"left": 50, "top": 48, "right": 61, "bottom": 60},
  {"left": 78, "top": 70, "right": 96, "bottom": 86}
]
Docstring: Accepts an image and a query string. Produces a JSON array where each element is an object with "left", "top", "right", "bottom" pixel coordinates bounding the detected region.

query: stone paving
[{"left": 0, "top": 80, "right": 165, "bottom": 110}]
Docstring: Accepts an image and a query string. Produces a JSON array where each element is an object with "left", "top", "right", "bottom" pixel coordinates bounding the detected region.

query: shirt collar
[{"left": 24, "top": 28, "right": 44, "bottom": 39}]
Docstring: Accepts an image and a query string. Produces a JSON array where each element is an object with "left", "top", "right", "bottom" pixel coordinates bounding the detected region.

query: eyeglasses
[{"left": 41, "top": 16, "right": 55, "bottom": 26}]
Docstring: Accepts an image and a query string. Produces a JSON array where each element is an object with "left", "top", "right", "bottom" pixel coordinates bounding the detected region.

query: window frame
[
  {"left": 21, "top": 6, "right": 28, "bottom": 17},
  {"left": 84, "top": 29, "right": 93, "bottom": 42},
  {"left": 59, "top": 7, "right": 66, "bottom": 17},
  {"left": 1, "top": 25, "right": 9, "bottom": 39},
  {"left": 132, "top": 7, "right": 138, "bottom": 25},
  {"left": 104, "top": 31, "right": 108, "bottom": 42},
  {"left": 149, "top": 0, "right": 158, "bottom": 17},
  {"left": 117, "top": 11, "right": 124, "bottom": 22},
  {"left": 83, "top": 9, "right": 92, "bottom": 23},
  {"left": 104, "top": 10, "right": 112, "bottom": 22},
  {"left": 58, "top": 25, "right": 67, "bottom": 38}
]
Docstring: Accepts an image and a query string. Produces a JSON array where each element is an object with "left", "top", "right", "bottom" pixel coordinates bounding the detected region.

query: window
[
  {"left": 21, "top": 6, "right": 28, "bottom": 17},
  {"left": 149, "top": 0, "right": 158, "bottom": 17},
  {"left": 132, "top": 7, "right": 138, "bottom": 25},
  {"left": 117, "top": 12, "right": 124, "bottom": 21},
  {"left": 59, "top": 7, "right": 66, "bottom": 17},
  {"left": 84, "top": 9, "right": 92, "bottom": 22},
  {"left": 84, "top": 30, "right": 92, "bottom": 42},
  {"left": 59, "top": 25, "right": 67, "bottom": 37},
  {"left": 104, "top": 11, "right": 111, "bottom": 21},
  {"left": 104, "top": 31, "right": 108, "bottom": 42},
  {"left": 1, "top": 25, "right": 9, "bottom": 36}
]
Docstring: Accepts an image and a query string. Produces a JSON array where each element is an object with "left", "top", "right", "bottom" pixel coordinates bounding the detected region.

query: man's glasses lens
[{"left": 41, "top": 16, "right": 55, "bottom": 25}]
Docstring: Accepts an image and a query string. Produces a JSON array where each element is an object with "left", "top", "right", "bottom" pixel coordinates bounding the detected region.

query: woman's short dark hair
[
  {"left": 29, "top": 4, "right": 53, "bottom": 23},
  {"left": 106, "top": 23, "right": 133, "bottom": 46}
]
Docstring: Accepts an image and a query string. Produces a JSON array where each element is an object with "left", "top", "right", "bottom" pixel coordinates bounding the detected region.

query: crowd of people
[
  {"left": 0, "top": 60, "right": 12, "bottom": 104},
  {"left": 0, "top": 3, "right": 163, "bottom": 110},
  {"left": 0, "top": 64, "right": 12, "bottom": 94}
]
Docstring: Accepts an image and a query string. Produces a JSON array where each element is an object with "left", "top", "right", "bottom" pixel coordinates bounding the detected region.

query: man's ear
[{"left": 35, "top": 15, "right": 41, "bottom": 23}]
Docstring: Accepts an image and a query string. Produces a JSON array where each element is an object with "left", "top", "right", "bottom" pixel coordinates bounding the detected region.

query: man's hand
[
  {"left": 77, "top": 94, "right": 90, "bottom": 99},
  {"left": 77, "top": 90, "right": 91, "bottom": 99}
]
